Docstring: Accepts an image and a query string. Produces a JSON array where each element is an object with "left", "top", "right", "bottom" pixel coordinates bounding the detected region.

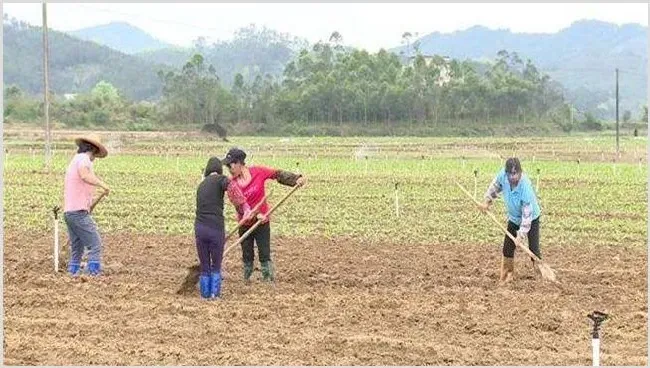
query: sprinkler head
[
  {"left": 52, "top": 205, "right": 61, "bottom": 218},
  {"left": 588, "top": 311, "right": 609, "bottom": 338},
  {"left": 588, "top": 311, "right": 609, "bottom": 325}
]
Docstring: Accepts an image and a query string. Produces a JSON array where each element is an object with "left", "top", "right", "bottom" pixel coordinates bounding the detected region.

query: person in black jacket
[{"left": 195, "top": 157, "right": 251, "bottom": 299}]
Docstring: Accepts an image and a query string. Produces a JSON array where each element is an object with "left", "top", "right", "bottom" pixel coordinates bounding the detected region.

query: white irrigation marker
[
  {"left": 394, "top": 182, "right": 400, "bottom": 218},
  {"left": 53, "top": 207, "right": 60, "bottom": 273},
  {"left": 473, "top": 168, "right": 479, "bottom": 199},
  {"left": 588, "top": 311, "right": 609, "bottom": 367}
]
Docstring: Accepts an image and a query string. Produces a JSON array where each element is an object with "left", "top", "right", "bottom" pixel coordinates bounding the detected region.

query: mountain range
[
  {"left": 69, "top": 21, "right": 172, "bottom": 54},
  {"left": 2, "top": 16, "right": 647, "bottom": 119},
  {"left": 392, "top": 20, "right": 648, "bottom": 118}
]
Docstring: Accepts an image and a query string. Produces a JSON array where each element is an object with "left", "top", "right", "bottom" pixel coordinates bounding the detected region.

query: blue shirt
[{"left": 495, "top": 168, "right": 541, "bottom": 225}]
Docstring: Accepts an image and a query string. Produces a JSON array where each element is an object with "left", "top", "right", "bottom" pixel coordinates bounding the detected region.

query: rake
[
  {"left": 223, "top": 184, "right": 301, "bottom": 258},
  {"left": 226, "top": 190, "right": 273, "bottom": 242},
  {"left": 176, "top": 191, "right": 271, "bottom": 295},
  {"left": 457, "top": 182, "right": 558, "bottom": 283}
]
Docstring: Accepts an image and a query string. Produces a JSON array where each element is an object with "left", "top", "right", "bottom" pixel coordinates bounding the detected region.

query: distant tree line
[{"left": 5, "top": 30, "right": 647, "bottom": 136}]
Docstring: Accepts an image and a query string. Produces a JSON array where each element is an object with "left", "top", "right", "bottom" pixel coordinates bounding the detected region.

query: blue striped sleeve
[{"left": 484, "top": 171, "right": 503, "bottom": 203}]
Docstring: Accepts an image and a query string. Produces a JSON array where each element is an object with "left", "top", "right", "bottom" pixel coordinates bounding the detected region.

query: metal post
[
  {"left": 43, "top": 2, "right": 52, "bottom": 170},
  {"left": 616, "top": 68, "right": 620, "bottom": 157}
]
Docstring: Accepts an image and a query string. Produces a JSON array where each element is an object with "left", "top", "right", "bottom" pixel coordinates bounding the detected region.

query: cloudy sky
[{"left": 3, "top": 2, "right": 648, "bottom": 51}]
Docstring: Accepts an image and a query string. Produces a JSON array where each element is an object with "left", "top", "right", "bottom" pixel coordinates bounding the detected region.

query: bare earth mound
[{"left": 4, "top": 231, "right": 647, "bottom": 365}]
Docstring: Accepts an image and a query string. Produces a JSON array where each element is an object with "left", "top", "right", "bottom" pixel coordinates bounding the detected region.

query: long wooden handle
[
  {"left": 224, "top": 219, "right": 264, "bottom": 257},
  {"left": 225, "top": 191, "right": 272, "bottom": 241},
  {"left": 223, "top": 185, "right": 301, "bottom": 257},
  {"left": 89, "top": 190, "right": 108, "bottom": 214},
  {"left": 182, "top": 190, "right": 275, "bottom": 279},
  {"left": 457, "top": 182, "right": 543, "bottom": 263}
]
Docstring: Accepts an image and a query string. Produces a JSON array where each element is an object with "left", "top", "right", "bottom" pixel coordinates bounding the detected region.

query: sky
[{"left": 3, "top": 2, "right": 648, "bottom": 51}]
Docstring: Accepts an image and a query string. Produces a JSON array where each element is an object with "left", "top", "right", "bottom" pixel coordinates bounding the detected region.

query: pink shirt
[
  {"left": 64, "top": 153, "right": 95, "bottom": 212},
  {"left": 232, "top": 166, "right": 278, "bottom": 225}
]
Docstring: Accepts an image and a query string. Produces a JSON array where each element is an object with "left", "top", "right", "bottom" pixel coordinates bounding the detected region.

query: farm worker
[
  {"left": 478, "top": 157, "right": 542, "bottom": 283},
  {"left": 222, "top": 147, "right": 307, "bottom": 282},
  {"left": 63, "top": 134, "right": 110, "bottom": 276},
  {"left": 195, "top": 157, "right": 251, "bottom": 299}
]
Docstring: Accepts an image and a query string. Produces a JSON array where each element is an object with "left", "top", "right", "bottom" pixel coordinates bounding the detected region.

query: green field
[
  {"left": 4, "top": 133, "right": 647, "bottom": 247},
  {"left": 3, "top": 131, "right": 648, "bottom": 365}
]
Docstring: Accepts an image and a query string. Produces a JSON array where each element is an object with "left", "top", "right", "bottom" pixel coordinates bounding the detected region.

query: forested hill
[
  {"left": 3, "top": 17, "right": 165, "bottom": 100},
  {"left": 391, "top": 20, "right": 648, "bottom": 119},
  {"left": 4, "top": 13, "right": 648, "bottom": 121}
]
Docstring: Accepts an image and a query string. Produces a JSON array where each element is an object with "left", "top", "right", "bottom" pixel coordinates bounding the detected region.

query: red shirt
[{"left": 232, "top": 166, "right": 277, "bottom": 224}]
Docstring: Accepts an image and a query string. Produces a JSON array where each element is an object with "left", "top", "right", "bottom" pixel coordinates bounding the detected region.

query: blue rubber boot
[
  {"left": 199, "top": 275, "right": 211, "bottom": 299},
  {"left": 210, "top": 272, "right": 222, "bottom": 298},
  {"left": 67, "top": 262, "right": 81, "bottom": 276},
  {"left": 87, "top": 261, "right": 101, "bottom": 276}
]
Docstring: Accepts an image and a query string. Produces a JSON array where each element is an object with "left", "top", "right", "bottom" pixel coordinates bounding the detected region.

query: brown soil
[{"left": 4, "top": 231, "right": 647, "bottom": 365}]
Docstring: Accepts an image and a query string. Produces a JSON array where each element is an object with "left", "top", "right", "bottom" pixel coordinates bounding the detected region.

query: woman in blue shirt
[{"left": 479, "top": 157, "right": 541, "bottom": 283}]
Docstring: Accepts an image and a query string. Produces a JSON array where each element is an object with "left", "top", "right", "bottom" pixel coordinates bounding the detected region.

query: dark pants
[
  {"left": 239, "top": 221, "right": 271, "bottom": 264},
  {"left": 503, "top": 217, "right": 541, "bottom": 259},
  {"left": 195, "top": 222, "right": 225, "bottom": 275},
  {"left": 64, "top": 210, "right": 102, "bottom": 266}
]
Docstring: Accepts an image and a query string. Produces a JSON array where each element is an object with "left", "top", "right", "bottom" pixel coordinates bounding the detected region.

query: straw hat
[{"left": 74, "top": 133, "right": 108, "bottom": 158}]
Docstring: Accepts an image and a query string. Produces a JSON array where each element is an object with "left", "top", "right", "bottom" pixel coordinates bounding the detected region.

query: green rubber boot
[
  {"left": 260, "top": 261, "right": 275, "bottom": 282},
  {"left": 243, "top": 262, "right": 254, "bottom": 281}
]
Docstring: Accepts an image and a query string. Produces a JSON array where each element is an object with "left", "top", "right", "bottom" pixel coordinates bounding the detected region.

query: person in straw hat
[
  {"left": 478, "top": 157, "right": 542, "bottom": 283},
  {"left": 63, "top": 134, "right": 110, "bottom": 276}
]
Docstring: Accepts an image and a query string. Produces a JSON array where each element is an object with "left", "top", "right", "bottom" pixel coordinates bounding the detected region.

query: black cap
[{"left": 223, "top": 147, "right": 246, "bottom": 166}]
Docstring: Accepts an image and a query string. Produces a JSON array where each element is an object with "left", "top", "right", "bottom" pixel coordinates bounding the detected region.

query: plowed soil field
[{"left": 4, "top": 231, "right": 646, "bottom": 365}]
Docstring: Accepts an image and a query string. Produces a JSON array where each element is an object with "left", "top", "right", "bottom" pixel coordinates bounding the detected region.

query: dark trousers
[
  {"left": 503, "top": 217, "right": 541, "bottom": 259},
  {"left": 64, "top": 210, "right": 102, "bottom": 265},
  {"left": 195, "top": 222, "right": 225, "bottom": 275},
  {"left": 239, "top": 221, "right": 271, "bottom": 264}
]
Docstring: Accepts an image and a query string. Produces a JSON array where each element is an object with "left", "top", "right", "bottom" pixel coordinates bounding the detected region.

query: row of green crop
[{"left": 4, "top": 151, "right": 646, "bottom": 249}]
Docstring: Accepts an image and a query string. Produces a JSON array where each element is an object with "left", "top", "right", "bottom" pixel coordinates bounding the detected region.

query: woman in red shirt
[{"left": 223, "top": 148, "right": 306, "bottom": 282}]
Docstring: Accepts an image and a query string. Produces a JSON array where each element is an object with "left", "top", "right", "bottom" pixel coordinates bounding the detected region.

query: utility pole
[
  {"left": 616, "top": 68, "right": 620, "bottom": 158},
  {"left": 43, "top": 2, "right": 52, "bottom": 170}
]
